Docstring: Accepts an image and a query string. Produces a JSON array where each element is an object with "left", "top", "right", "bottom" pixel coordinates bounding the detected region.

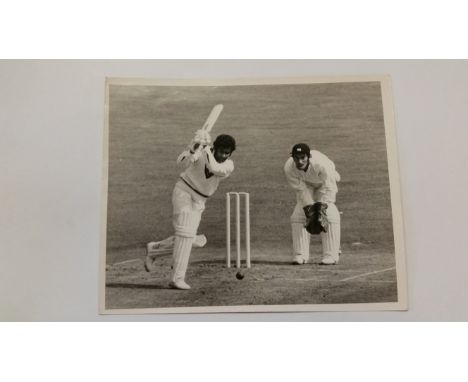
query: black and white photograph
[
  {"left": 3, "top": 0, "right": 468, "bottom": 377},
  {"left": 100, "top": 76, "right": 407, "bottom": 313}
]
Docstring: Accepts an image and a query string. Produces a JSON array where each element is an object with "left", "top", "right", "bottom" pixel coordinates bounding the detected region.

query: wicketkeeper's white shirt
[
  {"left": 179, "top": 147, "right": 234, "bottom": 198},
  {"left": 284, "top": 150, "right": 340, "bottom": 206}
]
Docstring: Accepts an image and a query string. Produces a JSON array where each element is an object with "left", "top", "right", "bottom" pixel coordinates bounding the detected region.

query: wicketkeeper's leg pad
[
  {"left": 291, "top": 204, "right": 310, "bottom": 260},
  {"left": 320, "top": 203, "right": 341, "bottom": 262}
]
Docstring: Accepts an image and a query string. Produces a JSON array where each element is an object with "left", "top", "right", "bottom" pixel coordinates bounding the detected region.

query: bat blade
[{"left": 202, "top": 104, "right": 224, "bottom": 133}]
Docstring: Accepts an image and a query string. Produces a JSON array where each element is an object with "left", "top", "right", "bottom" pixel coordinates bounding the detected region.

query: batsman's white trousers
[
  {"left": 171, "top": 181, "right": 206, "bottom": 283},
  {"left": 290, "top": 202, "right": 341, "bottom": 262}
]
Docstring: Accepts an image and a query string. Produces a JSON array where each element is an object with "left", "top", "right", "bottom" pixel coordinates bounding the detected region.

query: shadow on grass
[{"left": 106, "top": 282, "right": 171, "bottom": 290}]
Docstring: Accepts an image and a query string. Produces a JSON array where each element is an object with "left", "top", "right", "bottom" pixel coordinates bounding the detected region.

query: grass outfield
[{"left": 104, "top": 81, "right": 398, "bottom": 309}]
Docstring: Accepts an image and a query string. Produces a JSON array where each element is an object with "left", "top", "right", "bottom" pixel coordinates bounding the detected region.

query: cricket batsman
[
  {"left": 284, "top": 143, "right": 341, "bottom": 265},
  {"left": 145, "top": 129, "right": 236, "bottom": 290}
]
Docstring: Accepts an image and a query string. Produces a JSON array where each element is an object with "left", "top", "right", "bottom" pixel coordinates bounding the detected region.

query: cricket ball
[{"left": 236, "top": 271, "right": 244, "bottom": 280}]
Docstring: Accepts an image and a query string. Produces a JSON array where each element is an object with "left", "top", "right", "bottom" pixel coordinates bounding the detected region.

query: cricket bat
[
  {"left": 201, "top": 104, "right": 224, "bottom": 133},
  {"left": 176, "top": 104, "right": 224, "bottom": 164}
]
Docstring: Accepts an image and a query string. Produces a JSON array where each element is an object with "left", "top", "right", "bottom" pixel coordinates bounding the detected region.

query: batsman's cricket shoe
[
  {"left": 320, "top": 255, "right": 338, "bottom": 265},
  {"left": 169, "top": 280, "right": 191, "bottom": 290}
]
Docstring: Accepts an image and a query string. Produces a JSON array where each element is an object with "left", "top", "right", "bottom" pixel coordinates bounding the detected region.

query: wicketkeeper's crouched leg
[
  {"left": 320, "top": 203, "right": 341, "bottom": 265},
  {"left": 290, "top": 204, "right": 310, "bottom": 264}
]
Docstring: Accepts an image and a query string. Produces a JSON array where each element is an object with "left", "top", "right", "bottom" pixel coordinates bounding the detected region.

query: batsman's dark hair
[{"left": 213, "top": 134, "right": 236, "bottom": 152}]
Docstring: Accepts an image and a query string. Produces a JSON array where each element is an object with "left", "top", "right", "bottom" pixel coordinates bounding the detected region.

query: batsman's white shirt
[
  {"left": 179, "top": 147, "right": 234, "bottom": 197},
  {"left": 284, "top": 150, "right": 340, "bottom": 206}
]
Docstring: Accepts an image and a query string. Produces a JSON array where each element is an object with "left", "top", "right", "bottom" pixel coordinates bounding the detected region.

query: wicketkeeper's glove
[{"left": 303, "top": 202, "right": 329, "bottom": 235}]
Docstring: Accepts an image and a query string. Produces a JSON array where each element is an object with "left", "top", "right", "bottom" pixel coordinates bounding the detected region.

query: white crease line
[
  {"left": 315, "top": 269, "right": 359, "bottom": 273},
  {"left": 111, "top": 259, "right": 141, "bottom": 266},
  {"left": 339, "top": 267, "right": 396, "bottom": 282}
]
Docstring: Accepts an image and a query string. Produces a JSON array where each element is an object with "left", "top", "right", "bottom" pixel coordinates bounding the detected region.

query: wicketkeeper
[
  {"left": 284, "top": 143, "right": 341, "bottom": 265},
  {"left": 145, "top": 129, "right": 236, "bottom": 290}
]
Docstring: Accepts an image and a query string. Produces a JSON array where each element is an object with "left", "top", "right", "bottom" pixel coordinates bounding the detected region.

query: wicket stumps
[{"left": 226, "top": 192, "right": 251, "bottom": 268}]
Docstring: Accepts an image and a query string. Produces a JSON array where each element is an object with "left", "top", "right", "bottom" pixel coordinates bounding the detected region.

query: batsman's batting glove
[
  {"left": 194, "top": 129, "right": 212, "bottom": 146},
  {"left": 188, "top": 138, "right": 201, "bottom": 153},
  {"left": 190, "top": 150, "right": 202, "bottom": 162}
]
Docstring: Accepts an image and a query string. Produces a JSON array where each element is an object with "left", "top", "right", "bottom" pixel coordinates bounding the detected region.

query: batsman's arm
[
  {"left": 193, "top": 129, "right": 211, "bottom": 146},
  {"left": 204, "top": 147, "right": 234, "bottom": 177},
  {"left": 177, "top": 132, "right": 207, "bottom": 164},
  {"left": 176, "top": 150, "right": 190, "bottom": 165},
  {"left": 176, "top": 147, "right": 203, "bottom": 165}
]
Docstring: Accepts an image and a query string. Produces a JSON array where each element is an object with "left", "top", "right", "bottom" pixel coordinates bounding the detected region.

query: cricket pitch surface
[{"left": 104, "top": 244, "right": 397, "bottom": 311}]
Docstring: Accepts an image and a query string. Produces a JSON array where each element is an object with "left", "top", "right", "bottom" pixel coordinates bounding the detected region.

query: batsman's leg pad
[
  {"left": 170, "top": 183, "right": 205, "bottom": 282},
  {"left": 147, "top": 246, "right": 173, "bottom": 258},
  {"left": 156, "top": 235, "right": 176, "bottom": 248},
  {"left": 148, "top": 234, "right": 206, "bottom": 256},
  {"left": 172, "top": 210, "right": 201, "bottom": 238},
  {"left": 171, "top": 235, "right": 193, "bottom": 283},
  {"left": 172, "top": 184, "right": 204, "bottom": 238},
  {"left": 147, "top": 235, "right": 175, "bottom": 256}
]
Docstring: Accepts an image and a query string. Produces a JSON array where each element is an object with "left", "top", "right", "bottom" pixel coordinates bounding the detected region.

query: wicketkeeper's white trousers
[{"left": 290, "top": 202, "right": 341, "bottom": 262}]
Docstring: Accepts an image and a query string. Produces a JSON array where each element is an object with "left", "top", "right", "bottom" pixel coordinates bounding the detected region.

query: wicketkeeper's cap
[{"left": 291, "top": 143, "right": 311, "bottom": 157}]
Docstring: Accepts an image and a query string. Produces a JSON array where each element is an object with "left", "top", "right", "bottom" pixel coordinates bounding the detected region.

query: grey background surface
[{"left": 1, "top": 60, "right": 467, "bottom": 321}]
